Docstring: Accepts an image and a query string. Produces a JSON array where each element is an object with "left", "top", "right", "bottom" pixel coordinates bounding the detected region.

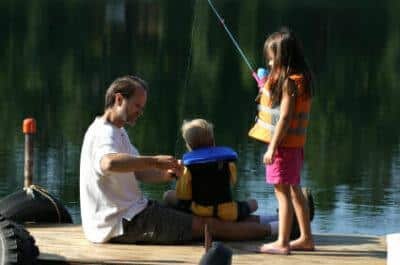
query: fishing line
[
  {"left": 206, "top": 0, "right": 260, "bottom": 83},
  {"left": 182, "top": 3, "right": 198, "bottom": 97},
  {"left": 173, "top": 0, "right": 200, "bottom": 160}
]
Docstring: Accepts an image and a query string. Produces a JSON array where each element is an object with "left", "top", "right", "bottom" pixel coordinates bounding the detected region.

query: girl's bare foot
[
  {"left": 259, "top": 242, "right": 290, "bottom": 255},
  {"left": 289, "top": 238, "right": 315, "bottom": 251}
]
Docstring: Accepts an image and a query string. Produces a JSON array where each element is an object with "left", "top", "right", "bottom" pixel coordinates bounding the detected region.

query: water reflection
[{"left": 0, "top": 0, "right": 399, "bottom": 235}]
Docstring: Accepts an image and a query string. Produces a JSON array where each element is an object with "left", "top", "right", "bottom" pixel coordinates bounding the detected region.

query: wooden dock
[{"left": 27, "top": 224, "right": 387, "bottom": 265}]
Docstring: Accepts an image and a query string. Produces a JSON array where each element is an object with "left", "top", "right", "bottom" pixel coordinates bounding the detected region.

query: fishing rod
[{"left": 206, "top": 0, "right": 265, "bottom": 85}]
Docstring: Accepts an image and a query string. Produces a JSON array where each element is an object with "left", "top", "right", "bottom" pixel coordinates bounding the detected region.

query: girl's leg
[
  {"left": 289, "top": 185, "right": 314, "bottom": 250},
  {"left": 260, "top": 184, "right": 292, "bottom": 254}
]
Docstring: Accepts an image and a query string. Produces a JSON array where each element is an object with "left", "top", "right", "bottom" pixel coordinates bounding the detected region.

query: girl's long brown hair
[{"left": 264, "top": 27, "right": 313, "bottom": 106}]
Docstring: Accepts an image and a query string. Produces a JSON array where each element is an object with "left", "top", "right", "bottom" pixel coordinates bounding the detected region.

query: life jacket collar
[{"left": 183, "top": 146, "right": 238, "bottom": 165}]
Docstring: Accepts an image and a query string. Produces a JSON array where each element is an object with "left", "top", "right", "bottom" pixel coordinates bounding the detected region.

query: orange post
[
  {"left": 23, "top": 118, "right": 36, "bottom": 188},
  {"left": 23, "top": 118, "right": 37, "bottom": 134}
]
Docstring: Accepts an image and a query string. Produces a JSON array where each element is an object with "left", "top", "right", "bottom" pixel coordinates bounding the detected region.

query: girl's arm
[{"left": 264, "top": 79, "right": 296, "bottom": 164}]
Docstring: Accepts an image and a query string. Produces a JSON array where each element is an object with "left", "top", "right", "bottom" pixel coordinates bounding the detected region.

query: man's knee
[{"left": 163, "top": 190, "right": 177, "bottom": 206}]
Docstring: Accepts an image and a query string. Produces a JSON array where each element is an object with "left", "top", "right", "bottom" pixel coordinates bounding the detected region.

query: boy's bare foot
[
  {"left": 289, "top": 238, "right": 315, "bottom": 251},
  {"left": 259, "top": 242, "right": 290, "bottom": 255}
]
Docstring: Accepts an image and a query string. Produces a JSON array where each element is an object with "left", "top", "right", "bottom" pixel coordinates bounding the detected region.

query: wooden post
[{"left": 23, "top": 118, "right": 36, "bottom": 188}]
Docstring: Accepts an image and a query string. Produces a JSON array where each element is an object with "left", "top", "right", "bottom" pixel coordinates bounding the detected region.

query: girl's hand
[{"left": 263, "top": 148, "right": 275, "bottom": 165}]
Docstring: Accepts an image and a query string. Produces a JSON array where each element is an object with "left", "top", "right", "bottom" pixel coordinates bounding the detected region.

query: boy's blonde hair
[{"left": 181, "top": 119, "right": 214, "bottom": 150}]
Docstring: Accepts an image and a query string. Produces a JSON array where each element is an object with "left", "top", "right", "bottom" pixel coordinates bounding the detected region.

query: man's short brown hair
[{"left": 104, "top": 75, "right": 148, "bottom": 110}]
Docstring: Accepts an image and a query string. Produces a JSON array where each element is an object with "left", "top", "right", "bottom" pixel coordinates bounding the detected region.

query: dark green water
[{"left": 0, "top": 0, "right": 399, "bottom": 236}]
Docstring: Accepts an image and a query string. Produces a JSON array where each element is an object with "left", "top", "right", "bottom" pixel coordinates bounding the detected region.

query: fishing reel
[{"left": 254, "top": 67, "right": 269, "bottom": 103}]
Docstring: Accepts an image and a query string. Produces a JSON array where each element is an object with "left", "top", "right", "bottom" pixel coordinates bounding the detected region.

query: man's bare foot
[
  {"left": 289, "top": 238, "right": 315, "bottom": 251},
  {"left": 259, "top": 242, "right": 290, "bottom": 255},
  {"left": 247, "top": 199, "right": 258, "bottom": 213}
]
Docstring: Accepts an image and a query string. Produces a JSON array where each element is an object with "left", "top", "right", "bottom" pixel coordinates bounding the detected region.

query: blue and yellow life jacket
[{"left": 176, "top": 146, "right": 240, "bottom": 221}]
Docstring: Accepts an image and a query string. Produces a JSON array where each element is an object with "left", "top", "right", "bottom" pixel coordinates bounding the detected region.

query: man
[{"left": 80, "top": 75, "right": 273, "bottom": 244}]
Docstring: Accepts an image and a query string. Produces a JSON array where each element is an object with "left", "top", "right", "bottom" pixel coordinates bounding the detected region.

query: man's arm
[
  {"left": 136, "top": 159, "right": 184, "bottom": 183},
  {"left": 100, "top": 153, "right": 178, "bottom": 173},
  {"left": 135, "top": 169, "right": 175, "bottom": 183}
]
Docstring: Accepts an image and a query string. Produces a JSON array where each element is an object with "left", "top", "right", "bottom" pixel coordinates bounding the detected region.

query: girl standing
[{"left": 248, "top": 27, "right": 314, "bottom": 255}]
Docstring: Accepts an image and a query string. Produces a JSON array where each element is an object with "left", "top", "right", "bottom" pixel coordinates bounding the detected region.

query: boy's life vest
[
  {"left": 176, "top": 147, "right": 239, "bottom": 221},
  {"left": 248, "top": 74, "right": 311, "bottom": 147}
]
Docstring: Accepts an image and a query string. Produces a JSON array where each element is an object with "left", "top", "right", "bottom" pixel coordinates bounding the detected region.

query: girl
[{"left": 248, "top": 27, "right": 314, "bottom": 255}]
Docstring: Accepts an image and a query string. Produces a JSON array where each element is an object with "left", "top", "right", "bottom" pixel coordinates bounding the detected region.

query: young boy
[{"left": 164, "top": 119, "right": 258, "bottom": 221}]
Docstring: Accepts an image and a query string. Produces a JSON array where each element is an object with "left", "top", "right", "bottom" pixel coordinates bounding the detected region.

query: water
[{"left": 0, "top": 0, "right": 399, "bottom": 236}]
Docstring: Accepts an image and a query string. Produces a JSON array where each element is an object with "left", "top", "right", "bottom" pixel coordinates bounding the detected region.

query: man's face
[{"left": 120, "top": 86, "right": 147, "bottom": 126}]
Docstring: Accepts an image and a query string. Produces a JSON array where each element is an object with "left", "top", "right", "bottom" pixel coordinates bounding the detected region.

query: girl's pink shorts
[{"left": 266, "top": 147, "right": 304, "bottom": 185}]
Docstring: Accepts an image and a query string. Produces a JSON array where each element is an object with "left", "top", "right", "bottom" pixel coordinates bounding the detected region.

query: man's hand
[
  {"left": 174, "top": 160, "right": 184, "bottom": 177},
  {"left": 153, "top": 155, "right": 179, "bottom": 170},
  {"left": 163, "top": 160, "right": 184, "bottom": 181},
  {"left": 163, "top": 169, "right": 178, "bottom": 181}
]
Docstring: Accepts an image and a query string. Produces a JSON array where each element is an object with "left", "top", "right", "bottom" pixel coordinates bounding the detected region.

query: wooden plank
[{"left": 27, "top": 224, "right": 387, "bottom": 265}]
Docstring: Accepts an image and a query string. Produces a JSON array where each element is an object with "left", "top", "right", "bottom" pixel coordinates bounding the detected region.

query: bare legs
[
  {"left": 260, "top": 184, "right": 314, "bottom": 254},
  {"left": 260, "top": 184, "right": 292, "bottom": 254},
  {"left": 164, "top": 190, "right": 273, "bottom": 241},
  {"left": 164, "top": 190, "right": 258, "bottom": 210},
  {"left": 191, "top": 216, "right": 271, "bottom": 241},
  {"left": 289, "top": 185, "right": 314, "bottom": 250}
]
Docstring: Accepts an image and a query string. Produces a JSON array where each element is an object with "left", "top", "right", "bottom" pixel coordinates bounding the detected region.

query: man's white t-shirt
[{"left": 80, "top": 117, "right": 148, "bottom": 243}]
